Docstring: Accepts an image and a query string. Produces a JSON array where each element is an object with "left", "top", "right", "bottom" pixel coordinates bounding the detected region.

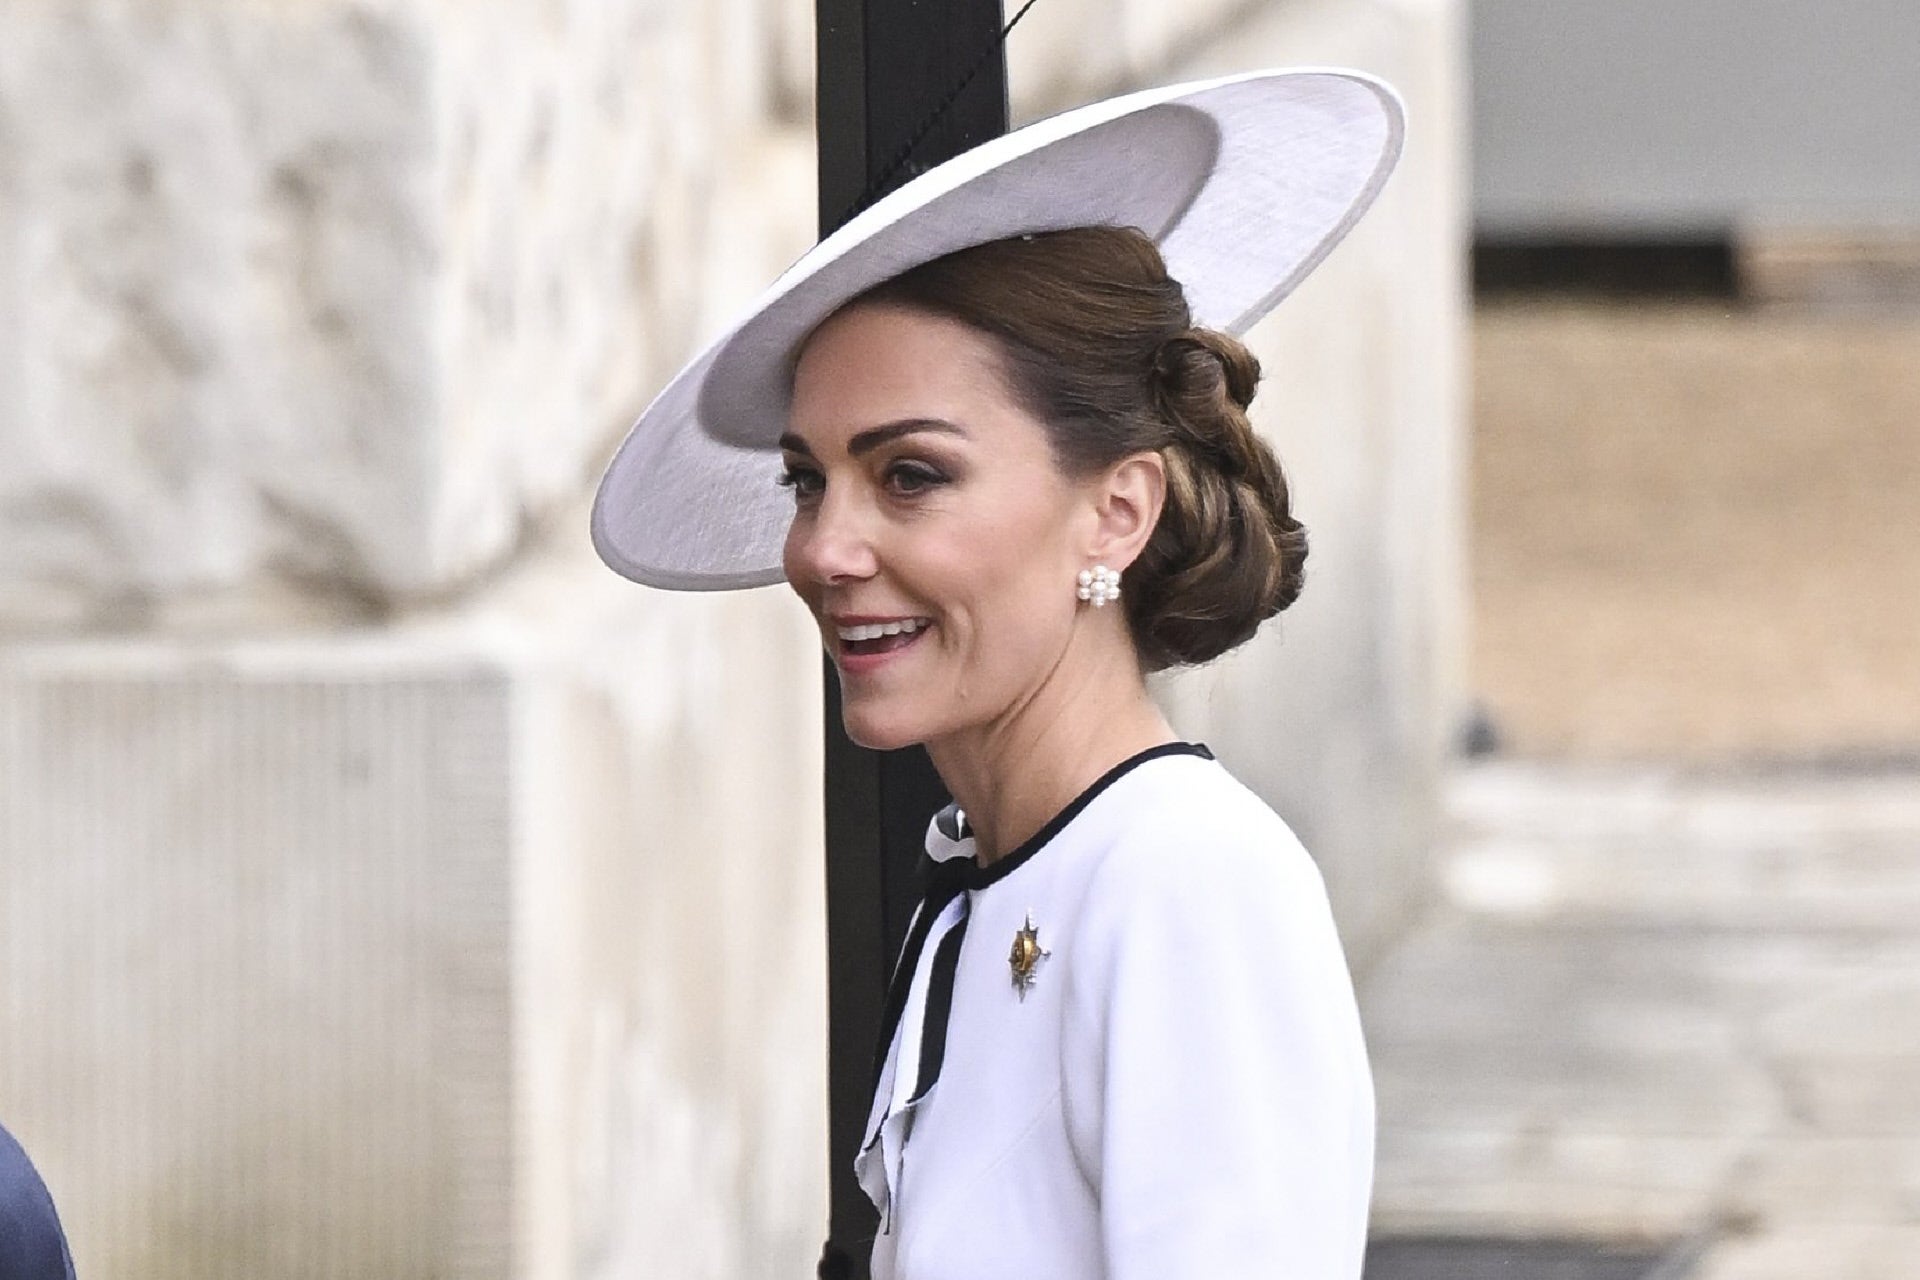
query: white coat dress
[{"left": 856, "top": 742, "right": 1375, "bottom": 1280}]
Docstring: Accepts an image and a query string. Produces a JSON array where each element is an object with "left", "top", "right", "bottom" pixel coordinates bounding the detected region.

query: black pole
[{"left": 814, "top": 4, "right": 1009, "bottom": 1277}]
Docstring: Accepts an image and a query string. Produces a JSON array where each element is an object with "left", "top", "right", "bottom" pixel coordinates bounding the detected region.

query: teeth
[{"left": 836, "top": 618, "right": 929, "bottom": 642}]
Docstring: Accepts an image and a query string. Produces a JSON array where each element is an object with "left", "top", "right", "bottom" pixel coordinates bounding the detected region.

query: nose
[{"left": 783, "top": 488, "right": 879, "bottom": 586}]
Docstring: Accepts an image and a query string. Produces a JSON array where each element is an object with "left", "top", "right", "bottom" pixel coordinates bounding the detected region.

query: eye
[
  {"left": 885, "top": 460, "right": 949, "bottom": 497},
  {"left": 776, "top": 462, "right": 824, "bottom": 502}
]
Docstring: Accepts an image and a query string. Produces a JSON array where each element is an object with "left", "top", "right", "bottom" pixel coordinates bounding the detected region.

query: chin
[{"left": 839, "top": 702, "right": 933, "bottom": 753}]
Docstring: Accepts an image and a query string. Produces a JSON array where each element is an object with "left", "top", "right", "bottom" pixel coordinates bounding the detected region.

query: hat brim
[{"left": 592, "top": 68, "right": 1405, "bottom": 591}]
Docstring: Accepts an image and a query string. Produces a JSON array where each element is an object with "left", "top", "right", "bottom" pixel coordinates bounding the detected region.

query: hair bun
[
  {"left": 1138, "top": 323, "right": 1305, "bottom": 668},
  {"left": 1149, "top": 329, "right": 1266, "bottom": 486},
  {"left": 1151, "top": 330, "right": 1260, "bottom": 411}
]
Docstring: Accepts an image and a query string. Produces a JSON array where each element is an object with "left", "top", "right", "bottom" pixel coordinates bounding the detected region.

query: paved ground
[
  {"left": 1471, "top": 300, "right": 1920, "bottom": 763},
  {"left": 1364, "top": 759, "right": 1920, "bottom": 1278},
  {"left": 1374, "top": 298, "right": 1920, "bottom": 1273}
]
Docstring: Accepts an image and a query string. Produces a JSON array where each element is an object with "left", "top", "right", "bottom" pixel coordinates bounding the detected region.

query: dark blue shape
[{"left": 0, "top": 1123, "right": 74, "bottom": 1280}]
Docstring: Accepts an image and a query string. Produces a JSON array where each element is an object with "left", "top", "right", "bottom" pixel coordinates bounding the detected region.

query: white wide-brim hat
[{"left": 592, "top": 67, "right": 1404, "bottom": 591}]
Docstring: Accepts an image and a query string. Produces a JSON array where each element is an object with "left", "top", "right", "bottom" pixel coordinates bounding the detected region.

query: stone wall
[
  {"left": 0, "top": 0, "right": 807, "bottom": 627},
  {"left": 2, "top": 3, "right": 831, "bottom": 1278},
  {"left": 0, "top": 1, "right": 1463, "bottom": 1277}
]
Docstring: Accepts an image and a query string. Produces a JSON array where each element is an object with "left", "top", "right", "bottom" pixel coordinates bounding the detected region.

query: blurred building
[{"left": 1474, "top": 0, "right": 1920, "bottom": 239}]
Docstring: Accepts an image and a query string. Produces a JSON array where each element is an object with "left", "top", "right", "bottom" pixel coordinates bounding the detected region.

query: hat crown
[{"left": 700, "top": 102, "right": 1220, "bottom": 450}]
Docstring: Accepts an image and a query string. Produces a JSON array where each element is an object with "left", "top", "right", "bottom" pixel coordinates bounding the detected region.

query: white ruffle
[{"left": 855, "top": 889, "right": 968, "bottom": 1228}]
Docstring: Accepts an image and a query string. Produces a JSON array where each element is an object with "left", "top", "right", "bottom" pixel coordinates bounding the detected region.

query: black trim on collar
[
  {"left": 909, "top": 913, "right": 969, "bottom": 1104},
  {"left": 869, "top": 874, "right": 968, "bottom": 1096},
  {"left": 960, "top": 741, "right": 1213, "bottom": 891}
]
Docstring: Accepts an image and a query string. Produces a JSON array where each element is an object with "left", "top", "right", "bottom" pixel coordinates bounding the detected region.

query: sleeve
[{"left": 1062, "top": 818, "right": 1375, "bottom": 1280}]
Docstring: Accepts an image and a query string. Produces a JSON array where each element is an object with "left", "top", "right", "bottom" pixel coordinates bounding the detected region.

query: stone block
[
  {"left": 1717, "top": 1135, "right": 1920, "bottom": 1230},
  {"left": 0, "top": 0, "right": 811, "bottom": 628},
  {"left": 1694, "top": 1226, "right": 1920, "bottom": 1280},
  {"left": 0, "top": 541, "right": 829, "bottom": 1280},
  {"left": 1444, "top": 762, "right": 1920, "bottom": 928}
]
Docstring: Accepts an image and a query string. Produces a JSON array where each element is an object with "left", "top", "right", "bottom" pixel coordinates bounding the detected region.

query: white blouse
[{"left": 856, "top": 743, "right": 1375, "bottom": 1280}]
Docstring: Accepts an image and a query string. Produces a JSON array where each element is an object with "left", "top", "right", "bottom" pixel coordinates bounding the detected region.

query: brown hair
[{"left": 858, "top": 226, "right": 1308, "bottom": 671}]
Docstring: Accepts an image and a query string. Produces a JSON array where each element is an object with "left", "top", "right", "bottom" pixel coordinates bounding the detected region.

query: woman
[{"left": 592, "top": 70, "right": 1404, "bottom": 1279}]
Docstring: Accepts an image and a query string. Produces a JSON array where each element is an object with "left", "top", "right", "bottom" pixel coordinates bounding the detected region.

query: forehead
[{"left": 787, "top": 302, "right": 1027, "bottom": 446}]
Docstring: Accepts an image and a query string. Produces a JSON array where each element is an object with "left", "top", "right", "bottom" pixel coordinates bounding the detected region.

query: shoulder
[
  {"left": 1059, "top": 751, "right": 1368, "bottom": 1096},
  {"left": 1062, "top": 753, "right": 1349, "bottom": 1012},
  {"left": 1057, "top": 761, "right": 1374, "bottom": 1280},
  {"left": 1085, "top": 752, "right": 1330, "bottom": 919}
]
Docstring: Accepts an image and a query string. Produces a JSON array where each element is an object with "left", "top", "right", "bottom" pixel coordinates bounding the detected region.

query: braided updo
[{"left": 857, "top": 226, "right": 1308, "bottom": 671}]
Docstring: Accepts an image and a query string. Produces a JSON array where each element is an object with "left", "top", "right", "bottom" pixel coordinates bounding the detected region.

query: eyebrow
[{"left": 778, "top": 417, "right": 968, "bottom": 458}]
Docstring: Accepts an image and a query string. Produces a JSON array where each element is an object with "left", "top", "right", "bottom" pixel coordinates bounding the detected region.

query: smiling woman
[
  {"left": 774, "top": 227, "right": 1305, "bottom": 770},
  {"left": 589, "top": 69, "right": 1405, "bottom": 1280},
  {"left": 780, "top": 296, "right": 1102, "bottom": 753}
]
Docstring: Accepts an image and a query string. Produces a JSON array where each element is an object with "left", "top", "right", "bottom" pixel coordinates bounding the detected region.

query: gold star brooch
[{"left": 1008, "top": 912, "right": 1051, "bottom": 1000}]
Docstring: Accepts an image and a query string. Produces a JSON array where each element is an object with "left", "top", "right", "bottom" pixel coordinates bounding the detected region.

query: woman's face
[{"left": 779, "top": 301, "right": 1096, "bottom": 751}]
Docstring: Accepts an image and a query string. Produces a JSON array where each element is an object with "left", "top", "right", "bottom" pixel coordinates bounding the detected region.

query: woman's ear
[{"left": 1088, "top": 451, "right": 1166, "bottom": 571}]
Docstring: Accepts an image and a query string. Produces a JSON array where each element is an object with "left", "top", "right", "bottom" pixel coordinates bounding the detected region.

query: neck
[{"left": 925, "top": 636, "right": 1177, "bottom": 868}]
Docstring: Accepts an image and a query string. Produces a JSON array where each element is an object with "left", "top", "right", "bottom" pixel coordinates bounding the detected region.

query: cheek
[{"left": 940, "top": 526, "right": 1075, "bottom": 653}]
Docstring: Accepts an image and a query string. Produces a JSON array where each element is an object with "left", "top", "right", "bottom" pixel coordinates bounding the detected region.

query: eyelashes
[
  {"left": 776, "top": 460, "right": 952, "bottom": 501},
  {"left": 885, "top": 461, "right": 949, "bottom": 495},
  {"left": 774, "top": 466, "right": 820, "bottom": 494}
]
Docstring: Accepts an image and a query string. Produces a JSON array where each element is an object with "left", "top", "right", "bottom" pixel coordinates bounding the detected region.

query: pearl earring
[{"left": 1076, "top": 565, "right": 1121, "bottom": 607}]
